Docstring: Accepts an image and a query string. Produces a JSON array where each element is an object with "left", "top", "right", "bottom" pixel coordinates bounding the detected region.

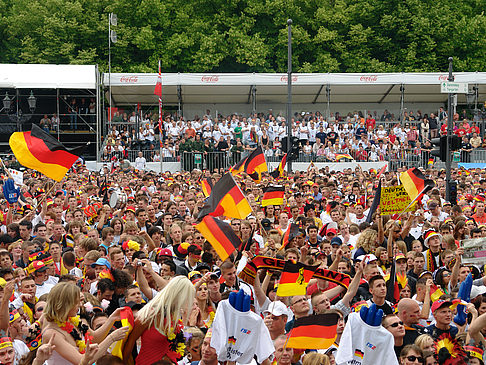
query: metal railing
[{"left": 181, "top": 151, "right": 231, "bottom": 172}]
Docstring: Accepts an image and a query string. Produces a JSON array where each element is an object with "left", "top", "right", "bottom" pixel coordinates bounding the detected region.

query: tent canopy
[
  {"left": 0, "top": 64, "right": 97, "bottom": 89},
  {"left": 104, "top": 72, "right": 486, "bottom": 106}
]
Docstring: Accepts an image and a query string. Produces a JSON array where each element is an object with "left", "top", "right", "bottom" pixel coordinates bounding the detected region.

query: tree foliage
[{"left": 1, "top": 0, "right": 485, "bottom": 73}]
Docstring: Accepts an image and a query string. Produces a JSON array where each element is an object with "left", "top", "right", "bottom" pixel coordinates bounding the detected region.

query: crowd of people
[
  {"left": 101, "top": 108, "right": 484, "bottom": 168},
  {"left": 0, "top": 154, "right": 486, "bottom": 365}
]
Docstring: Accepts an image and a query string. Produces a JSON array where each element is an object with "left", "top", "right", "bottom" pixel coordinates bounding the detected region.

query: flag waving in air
[
  {"left": 276, "top": 261, "right": 318, "bottom": 296},
  {"left": 200, "top": 177, "right": 214, "bottom": 197},
  {"left": 270, "top": 153, "right": 287, "bottom": 179},
  {"left": 196, "top": 215, "right": 242, "bottom": 261},
  {"left": 197, "top": 173, "right": 252, "bottom": 220},
  {"left": 400, "top": 168, "right": 435, "bottom": 200},
  {"left": 230, "top": 146, "right": 268, "bottom": 183},
  {"left": 286, "top": 313, "right": 339, "bottom": 349},
  {"left": 280, "top": 223, "right": 301, "bottom": 250},
  {"left": 261, "top": 185, "right": 285, "bottom": 207},
  {"left": 9, "top": 125, "right": 83, "bottom": 181}
]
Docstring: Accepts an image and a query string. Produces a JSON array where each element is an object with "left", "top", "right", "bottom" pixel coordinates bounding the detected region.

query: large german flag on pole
[
  {"left": 197, "top": 173, "right": 252, "bottom": 220},
  {"left": 400, "top": 168, "right": 435, "bottom": 201},
  {"left": 245, "top": 146, "right": 268, "bottom": 183},
  {"left": 261, "top": 185, "right": 285, "bottom": 207},
  {"left": 286, "top": 313, "right": 339, "bottom": 349},
  {"left": 10, "top": 125, "right": 82, "bottom": 181},
  {"left": 276, "top": 261, "right": 318, "bottom": 296},
  {"left": 196, "top": 215, "right": 242, "bottom": 261},
  {"left": 270, "top": 153, "right": 287, "bottom": 179}
]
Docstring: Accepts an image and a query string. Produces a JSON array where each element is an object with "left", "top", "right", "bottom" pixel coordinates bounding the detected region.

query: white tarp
[
  {"left": 105, "top": 72, "right": 486, "bottom": 87},
  {"left": 0, "top": 64, "right": 97, "bottom": 89}
]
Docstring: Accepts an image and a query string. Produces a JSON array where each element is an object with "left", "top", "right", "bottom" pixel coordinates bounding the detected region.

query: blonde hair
[
  {"left": 302, "top": 353, "right": 330, "bottom": 365},
  {"left": 414, "top": 334, "right": 434, "bottom": 351},
  {"left": 45, "top": 282, "right": 80, "bottom": 323},
  {"left": 137, "top": 276, "right": 195, "bottom": 335},
  {"left": 355, "top": 228, "right": 378, "bottom": 253}
]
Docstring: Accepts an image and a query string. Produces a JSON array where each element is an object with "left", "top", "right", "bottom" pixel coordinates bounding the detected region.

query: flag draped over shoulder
[
  {"left": 287, "top": 313, "right": 339, "bottom": 349},
  {"left": 196, "top": 215, "right": 242, "bottom": 261},
  {"left": 276, "top": 261, "right": 318, "bottom": 296},
  {"left": 197, "top": 173, "right": 252, "bottom": 220},
  {"left": 230, "top": 146, "right": 267, "bottom": 182},
  {"left": 9, "top": 125, "right": 83, "bottom": 181},
  {"left": 261, "top": 185, "right": 285, "bottom": 207},
  {"left": 400, "top": 168, "right": 435, "bottom": 200},
  {"left": 270, "top": 153, "right": 287, "bottom": 179}
]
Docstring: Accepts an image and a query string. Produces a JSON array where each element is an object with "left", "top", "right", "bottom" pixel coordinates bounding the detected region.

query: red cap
[
  {"left": 326, "top": 228, "right": 337, "bottom": 236},
  {"left": 431, "top": 300, "right": 452, "bottom": 313},
  {"left": 157, "top": 248, "right": 173, "bottom": 257}
]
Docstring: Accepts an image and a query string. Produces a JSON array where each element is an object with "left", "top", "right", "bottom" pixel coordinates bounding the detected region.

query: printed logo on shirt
[
  {"left": 366, "top": 342, "right": 376, "bottom": 350},
  {"left": 240, "top": 328, "right": 252, "bottom": 335},
  {"left": 354, "top": 349, "right": 364, "bottom": 359},
  {"left": 228, "top": 336, "right": 237, "bottom": 345}
]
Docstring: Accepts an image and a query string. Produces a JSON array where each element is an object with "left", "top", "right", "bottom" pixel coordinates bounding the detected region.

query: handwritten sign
[
  {"left": 460, "top": 238, "right": 486, "bottom": 265},
  {"left": 380, "top": 184, "right": 415, "bottom": 215},
  {"left": 8, "top": 169, "right": 23, "bottom": 187}
]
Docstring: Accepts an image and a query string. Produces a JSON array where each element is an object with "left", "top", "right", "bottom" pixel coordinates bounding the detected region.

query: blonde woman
[
  {"left": 353, "top": 228, "right": 378, "bottom": 260},
  {"left": 188, "top": 273, "right": 215, "bottom": 329},
  {"left": 42, "top": 282, "right": 128, "bottom": 365},
  {"left": 302, "top": 352, "right": 330, "bottom": 365},
  {"left": 123, "top": 276, "right": 195, "bottom": 364}
]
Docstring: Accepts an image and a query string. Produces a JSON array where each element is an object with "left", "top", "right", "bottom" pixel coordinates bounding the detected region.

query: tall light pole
[
  {"left": 108, "top": 13, "right": 117, "bottom": 130},
  {"left": 446, "top": 57, "right": 453, "bottom": 201},
  {"left": 287, "top": 19, "right": 292, "bottom": 173}
]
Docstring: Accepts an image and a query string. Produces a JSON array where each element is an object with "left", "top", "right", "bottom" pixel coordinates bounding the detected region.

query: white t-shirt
[
  {"left": 211, "top": 300, "right": 274, "bottom": 364},
  {"left": 135, "top": 156, "right": 146, "bottom": 170},
  {"left": 336, "top": 312, "right": 398, "bottom": 365}
]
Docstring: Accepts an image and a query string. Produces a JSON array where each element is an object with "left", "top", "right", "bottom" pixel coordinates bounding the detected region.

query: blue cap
[
  {"left": 330, "top": 237, "right": 343, "bottom": 246},
  {"left": 91, "top": 258, "right": 111, "bottom": 269}
]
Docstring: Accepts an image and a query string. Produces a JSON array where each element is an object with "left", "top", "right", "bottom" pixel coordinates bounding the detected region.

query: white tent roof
[
  {"left": 0, "top": 64, "right": 97, "bottom": 89},
  {"left": 104, "top": 72, "right": 486, "bottom": 106}
]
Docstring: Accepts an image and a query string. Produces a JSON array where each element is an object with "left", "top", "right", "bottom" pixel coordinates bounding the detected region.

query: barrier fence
[{"left": 99, "top": 148, "right": 485, "bottom": 172}]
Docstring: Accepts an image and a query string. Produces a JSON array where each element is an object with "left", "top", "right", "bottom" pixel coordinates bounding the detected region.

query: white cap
[
  {"left": 470, "top": 285, "right": 486, "bottom": 300},
  {"left": 263, "top": 301, "right": 289, "bottom": 317}
]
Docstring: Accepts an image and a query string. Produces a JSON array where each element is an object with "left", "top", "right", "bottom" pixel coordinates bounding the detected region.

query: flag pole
[
  {"left": 395, "top": 185, "right": 429, "bottom": 221},
  {"left": 158, "top": 60, "right": 163, "bottom": 175}
]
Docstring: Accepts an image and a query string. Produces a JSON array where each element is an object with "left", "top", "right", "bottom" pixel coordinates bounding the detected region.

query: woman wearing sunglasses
[{"left": 400, "top": 345, "right": 424, "bottom": 365}]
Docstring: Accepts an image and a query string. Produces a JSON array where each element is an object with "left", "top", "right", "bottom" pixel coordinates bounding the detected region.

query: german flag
[
  {"left": 400, "top": 168, "right": 435, "bottom": 200},
  {"left": 261, "top": 185, "right": 285, "bottom": 207},
  {"left": 430, "top": 284, "right": 445, "bottom": 302},
  {"left": 201, "top": 177, "right": 213, "bottom": 197},
  {"left": 9, "top": 125, "right": 82, "bottom": 182},
  {"left": 197, "top": 173, "right": 252, "bottom": 220},
  {"left": 286, "top": 313, "right": 339, "bottom": 349},
  {"left": 111, "top": 306, "right": 134, "bottom": 359},
  {"left": 196, "top": 216, "right": 242, "bottom": 261},
  {"left": 336, "top": 153, "right": 354, "bottom": 161},
  {"left": 280, "top": 223, "right": 301, "bottom": 250},
  {"left": 270, "top": 153, "right": 287, "bottom": 179},
  {"left": 428, "top": 158, "right": 434, "bottom": 166},
  {"left": 245, "top": 146, "right": 268, "bottom": 183},
  {"left": 230, "top": 157, "right": 246, "bottom": 176},
  {"left": 276, "top": 261, "right": 317, "bottom": 296}
]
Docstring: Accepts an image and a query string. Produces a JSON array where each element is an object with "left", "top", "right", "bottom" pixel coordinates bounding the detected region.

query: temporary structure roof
[
  {"left": 104, "top": 72, "right": 486, "bottom": 106},
  {"left": 0, "top": 64, "right": 97, "bottom": 89}
]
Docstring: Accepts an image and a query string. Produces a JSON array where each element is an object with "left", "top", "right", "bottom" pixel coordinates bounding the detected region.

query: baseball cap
[
  {"left": 395, "top": 253, "right": 406, "bottom": 261},
  {"left": 91, "top": 258, "right": 111, "bottom": 269},
  {"left": 30, "top": 260, "right": 48, "bottom": 273},
  {"left": 326, "top": 228, "right": 337, "bottom": 236},
  {"left": 157, "top": 248, "right": 173, "bottom": 257},
  {"left": 431, "top": 300, "right": 452, "bottom": 313},
  {"left": 330, "top": 237, "right": 343, "bottom": 246},
  {"left": 263, "top": 301, "right": 289, "bottom": 317}
]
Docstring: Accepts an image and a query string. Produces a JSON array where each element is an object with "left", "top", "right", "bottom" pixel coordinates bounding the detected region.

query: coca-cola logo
[
  {"left": 438, "top": 74, "right": 454, "bottom": 81},
  {"left": 359, "top": 75, "right": 378, "bottom": 82},
  {"left": 201, "top": 76, "right": 219, "bottom": 83},
  {"left": 120, "top": 76, "right": 138, "bottom": 83},
  {"left": 280, "top": 75, "right": 298, "bottom": 82}
]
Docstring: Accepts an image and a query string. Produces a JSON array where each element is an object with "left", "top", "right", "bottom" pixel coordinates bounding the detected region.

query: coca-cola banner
[{"left": 105, "top": 72, "right": 486, "bottom": 87}]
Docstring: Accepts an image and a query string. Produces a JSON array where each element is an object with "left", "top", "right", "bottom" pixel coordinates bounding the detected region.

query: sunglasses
[
  {"left": 388, "top": 321, "right": 404, "bottom": 328},
  {"left": 405, "top": 356, "right": 423, "bottom": 363},
  {"left": 36, "top": 307, "right": 44, "bottom": 312}
]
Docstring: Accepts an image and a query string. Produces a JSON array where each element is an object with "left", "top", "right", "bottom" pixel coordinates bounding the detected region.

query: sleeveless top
[{"left": 136, "top": 326, "right": 175, "bottom": 365}]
